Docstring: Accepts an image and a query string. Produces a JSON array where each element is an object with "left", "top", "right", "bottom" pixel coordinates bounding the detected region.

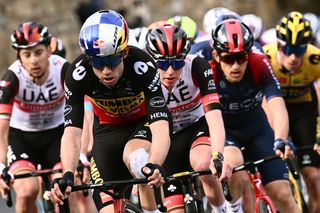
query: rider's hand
[
  {"left": 49, "top": 171, "right": 74, "bottom": 205},
  {"left": 141, "top": 163, "right": 166, "bottom": 188},
  {"left": 273, "top": 139, "right": 296, "bottom": 159},
  {"left": 314, "top": 141, "right": 320, "bottom": 155},
  {"left": 0, "top": 164, "right": 12, "bottom": 198},
  {"left": 210, "top": 152, "right": 232, "bottom": 182}
]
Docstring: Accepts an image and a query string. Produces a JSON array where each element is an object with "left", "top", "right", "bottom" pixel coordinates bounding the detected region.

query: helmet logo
[
  {"left": 287, "top": 21, "right": 305, "bottom": 45},
  {"left": 93, "top": 39, "right": 106, "bottom": 49}
]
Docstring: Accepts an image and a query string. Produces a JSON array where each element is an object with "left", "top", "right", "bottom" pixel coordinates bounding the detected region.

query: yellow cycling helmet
[
  {"left": 276, "top": 11, "right": 312, "bottom": 46},
  {"left": 167, "top": 16, "right": 197, "bottom": 41}
]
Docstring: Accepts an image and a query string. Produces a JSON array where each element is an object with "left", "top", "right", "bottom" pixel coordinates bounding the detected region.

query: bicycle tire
[
  {"left": 258, "top": 200, "right": 274, "bottom": 213},
  {"left": 289, "top": 171, "right": 309, "bottom": 213},
  {"left": 124, "top": 200, "right": 143, "bottom": 213}
]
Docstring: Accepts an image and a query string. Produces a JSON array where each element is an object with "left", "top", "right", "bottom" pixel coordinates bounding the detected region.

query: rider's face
[
  {"left": 214, "top": 51, "right": 249, "bottom": 83},
  {"left": 92, "top": 60, "right": 124, "bottom": 87},
  {"left": 19, "top": 45, "right": 51, "bottom": 80},
  {"left": 278, "top": 50, "right": 303, "bottom": 72}
]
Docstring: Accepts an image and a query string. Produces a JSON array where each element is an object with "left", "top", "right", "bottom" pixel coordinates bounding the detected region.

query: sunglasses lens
[
  {"left": 90, "top": 55, "right": 122, "bottom": 69},
  {"left": 157, "top": 60, "right": 170, "bottom": 70},
  {"left": 220, "top": 54, "right": 248, "bottom": 65},
  {"left": 172, "top": 60, "right": 185, "bottom": 70},
  {"left": 157, "top": 60, "right": 185, "bottom": 71},
  {"left": 281, "top": 45, "right": 307, "bottom": 57}
]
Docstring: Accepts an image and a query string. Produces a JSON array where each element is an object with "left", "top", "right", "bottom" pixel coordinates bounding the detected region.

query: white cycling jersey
[
  {"left": 4, "top": 55, "right": 66, "bottom": 131},
  {"left": 161, "top": 55, "right": 205, "bottom": 133}
]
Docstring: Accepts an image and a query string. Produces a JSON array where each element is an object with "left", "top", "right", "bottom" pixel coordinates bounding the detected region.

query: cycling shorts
[
  {"left": 286, "top": 101, "right": 320, "bottom": 168},
  {"left": 90, "top": 118, "right": 152, "bottom": 211},
  {"left": 7, "top": 125, "right": 63, "bottom": 170},
  {"left": 224, "top": 117, "right": 289, "bottom": 185},
  {"left": 162, "top": 116, "right": 210, "bottom": 211}
]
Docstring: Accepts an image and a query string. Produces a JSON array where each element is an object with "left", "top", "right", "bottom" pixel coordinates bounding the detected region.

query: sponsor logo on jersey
[
  {"left": 72, "top": 60, "right": 86, "bottom": 81},
  {"left": 204, "top": 68, "right": 213, "bottom": 77},
  {"left": 134, "top": 61, "right": 150, "bottom": 75},
  {"left": 148, "top": 72, "right": 160, "bottom": 92},
  {"left": 150, "top": 96, "right": 165, "bottom": 107},
  {"left": 64, "top": 105, "right": 72, "bottom": 116},
  {"left": 207, "top": 79, "right": 216, "bottom": 90},
  {"left": 92, "top": 92, "right": 145, "bottom": 114},
  {"left": 150, "top": 111, "right": 168, "bottom": 120},
  {"left": 64, "top": 83, "right": 72, "bottom": 99},
  {"left": 0, "top": 80, "right": 10, "bottom": 88},
  {"left": 64, "top": 119, "right": 72, "bottom": 126}
]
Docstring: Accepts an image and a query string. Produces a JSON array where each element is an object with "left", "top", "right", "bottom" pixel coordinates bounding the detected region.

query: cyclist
[
  {"left": 263, "top": 11, "right": 320, "bottom": 213},
  {"left": 210, "top": 19, "right": 300, "bottom": 213},
  {"left": 48, "top": 10, "right": 171, "bottom": 213},
  {"left": 146, "top": 24, "right": 232, "bottom": 213},
  {"left": 0, "top": 22, "right": 69, "bottom": 212}
]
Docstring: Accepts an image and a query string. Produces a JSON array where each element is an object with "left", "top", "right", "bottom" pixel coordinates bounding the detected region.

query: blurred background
[{"left": 0, "top": 0, "right": 319, "bottom": 74}]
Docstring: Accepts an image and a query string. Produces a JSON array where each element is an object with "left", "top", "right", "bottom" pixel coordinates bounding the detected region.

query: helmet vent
[{"left": 232, "top": 34, "right": 239, "bottom": 48}]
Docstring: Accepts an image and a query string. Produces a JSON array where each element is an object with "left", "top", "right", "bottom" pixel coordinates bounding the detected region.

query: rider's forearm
[
  {"left": 61, "top": 126, "right": 82, "bottom": 173},
  {"left": 206, "top": 110, "right": 225, "bottom": 154},
  {"left": 0, "top": 120, "right": 9, "bottom": 164},
  {"left": 268, "top": 97, "right": 289, "bottom": 140},
  {"left": 148, "top": 120, "right": 170, "bottom": 165}
]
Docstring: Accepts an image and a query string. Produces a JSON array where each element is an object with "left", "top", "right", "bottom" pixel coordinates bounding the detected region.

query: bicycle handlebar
[
  {"left": 71, "top": 177, "right": 167, "bottom": 212},
  {"left": 233, "top": 155, "right": 300, "bottom": 180}
]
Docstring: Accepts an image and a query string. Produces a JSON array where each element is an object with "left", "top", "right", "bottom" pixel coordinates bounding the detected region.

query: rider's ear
[{"left": 212, "top": 50, "right": 220, "bottom": 62}]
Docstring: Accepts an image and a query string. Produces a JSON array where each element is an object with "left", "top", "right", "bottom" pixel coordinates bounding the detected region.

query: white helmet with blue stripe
[{"left": 79, "top": 10, "right": 129, "bottom": 57}]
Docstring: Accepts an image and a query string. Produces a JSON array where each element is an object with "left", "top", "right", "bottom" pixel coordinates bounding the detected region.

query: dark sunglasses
[
  {"left": 89, "top": 54, "right": 123, "bottom": 69},
  {"left": 156, "top": 59, "right": 185, "bottom": 71},
  {"left": 219, "top": 53, "right": 248, "bottom": 65},
  {"left": 280, "top": 45, "right": 307, "bottom": 57}
]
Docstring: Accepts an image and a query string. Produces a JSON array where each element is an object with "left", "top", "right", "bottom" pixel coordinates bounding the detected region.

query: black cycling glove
[
  {"left": 51, "top": 171, "right": 74, "bottom": 193},
  {"left": 141, "top": 163, "right": 167, "bottom": 178}
]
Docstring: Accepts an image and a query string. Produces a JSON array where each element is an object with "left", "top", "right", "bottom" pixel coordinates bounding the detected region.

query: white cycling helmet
[
  {"left": 242, "top": 14, "right": 264, "bottom": 40},
  {"left": 260, "top": 28, "right": 277, "bottom": 45},
  {"left": 304, "top": 12, "right": 320, "bottom": 36},
  {"left": 128, "top": 27, "right": 149, "bottom": 50},
  {"left": 202, "top": 7, "right": 231, "bottom": 34}
]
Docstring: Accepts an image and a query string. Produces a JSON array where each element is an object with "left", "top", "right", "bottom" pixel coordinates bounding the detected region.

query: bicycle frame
[
  {"left": 165, "top": 170, "right": 232, "bottom": 213},
  {"left": 249, "top": 170, "right": 277, "bottom": 213}
]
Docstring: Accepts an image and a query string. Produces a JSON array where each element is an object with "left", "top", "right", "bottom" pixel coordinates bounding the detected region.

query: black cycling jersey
[{"left": 64, "top": 46, "right": 170, "bottom": 128}]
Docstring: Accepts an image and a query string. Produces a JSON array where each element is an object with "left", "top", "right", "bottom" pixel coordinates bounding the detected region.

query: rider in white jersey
[
  {"left": 7, "top": 55, "right": 65, "bottom": 131},
  {"left": 0, "top": 22, "right": 69, "bottom": 213},
  {"left": 147, "top": 24, "right": 232, "bottom": 213}
]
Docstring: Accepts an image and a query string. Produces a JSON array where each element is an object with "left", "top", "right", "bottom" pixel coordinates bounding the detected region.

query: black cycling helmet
[
  {"left": 50, "top": 37, "right": 66, "bottom": 57},
  {"left": 276, "top": 11, "right": 312, "bottom": 46},
  {"left": 11, "top": 22, "right": 51, "bottom": 50},
  {"left": 212, "top": 19, "right": 254, "bottom": 53},
  {"left": 146, "top": 24, "right": 191, "bottom": 60}
]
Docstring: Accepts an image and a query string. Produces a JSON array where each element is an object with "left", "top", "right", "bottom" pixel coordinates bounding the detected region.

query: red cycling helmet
[
  {"left": 146, "top": 24, "right": 191, "bottom": 59},
  {"left": 212, "top": 19, "right": 253, "bottom": 53},
  {"left": 11, "top": 22, "right": 51, "bottom": 50}
]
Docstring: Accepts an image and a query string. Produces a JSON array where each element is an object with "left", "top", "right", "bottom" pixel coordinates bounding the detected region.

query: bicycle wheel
[
  {"left": 258, "top": 200, "right": 274, "bottom": 213},
  {"left": 288, "top": 171, "right": 309, "bottom": 213},
  {"left": 124, "top": 200, "right": 143, "bottom": 213}
]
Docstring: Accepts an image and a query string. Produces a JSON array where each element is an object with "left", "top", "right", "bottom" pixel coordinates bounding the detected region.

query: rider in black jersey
[{"left": 49, "top": 10, "right": 171, "bottom": 213}]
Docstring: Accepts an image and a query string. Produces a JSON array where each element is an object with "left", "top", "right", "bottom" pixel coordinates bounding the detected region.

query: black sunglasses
[
  {"left": 156, "top": 59, "right": 185, "bottom": 71},
  {"left": 89, "top": 54, "right": 123, "bottom": 69},
  {"left": 219, "top": 53, "right": 248, "bottom": 65}
]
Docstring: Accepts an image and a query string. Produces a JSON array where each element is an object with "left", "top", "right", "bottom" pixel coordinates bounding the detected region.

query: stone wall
[{"left": 0, "top": 0, "right": 319, "bottom": 74}]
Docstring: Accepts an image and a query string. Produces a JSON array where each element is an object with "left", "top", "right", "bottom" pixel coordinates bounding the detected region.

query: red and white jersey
[
  {"left": 161, "top": 55, "right": 221, "bottom": 133},
  {"left": 0, "top": 55, "right": 68, "bottom": 131}
]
